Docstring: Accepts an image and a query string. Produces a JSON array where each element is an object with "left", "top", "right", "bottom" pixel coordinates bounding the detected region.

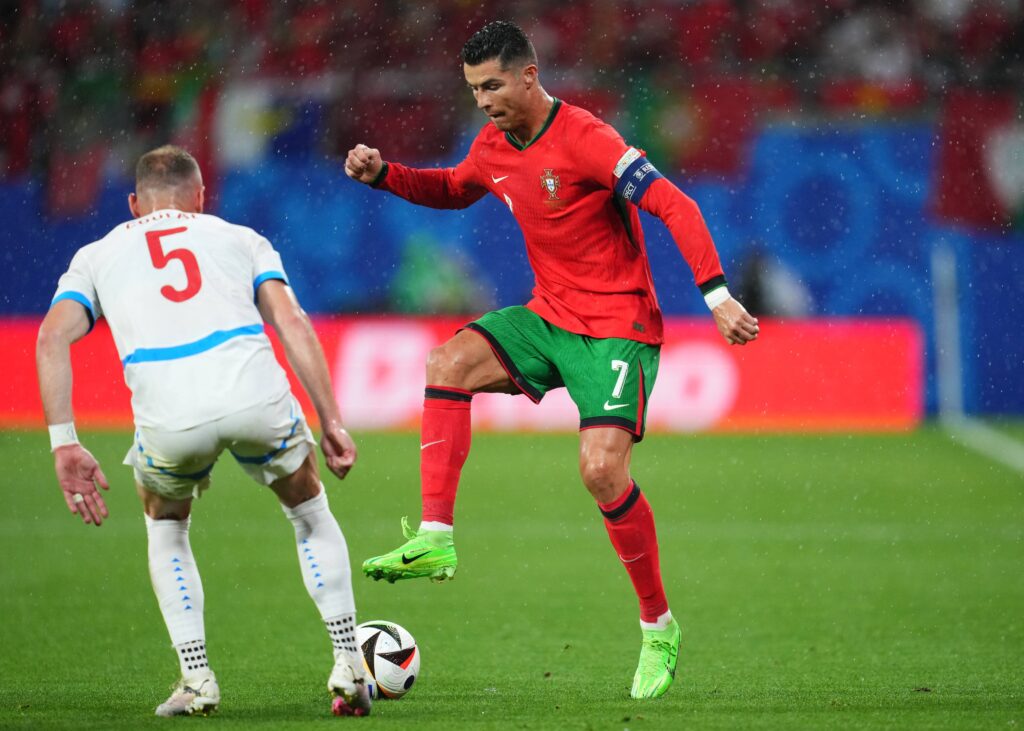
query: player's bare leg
[
  {"left": 270, "top": 452, "right": 370, "bottom": 716},
  {"left": 425, "top": 328, "right": 517, "bottom": 393},
  {"left": 363, "top": 329, "right": 514, "bottom": 583},
  {"left": 579, "top": 428, "right": 680, "bottom": 699},
  {"left": 137, "top": 485, "right": 220, "bottom": 716}
]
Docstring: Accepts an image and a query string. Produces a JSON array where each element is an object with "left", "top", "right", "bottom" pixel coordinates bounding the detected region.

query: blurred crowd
[{"left": 1, "top": 0, "right": 1022, "bottom": 179}]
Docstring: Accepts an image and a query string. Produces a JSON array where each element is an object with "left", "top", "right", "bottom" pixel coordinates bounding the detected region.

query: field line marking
[{"left": 944, "top": 416, "right": 1024, "bottom": 476}]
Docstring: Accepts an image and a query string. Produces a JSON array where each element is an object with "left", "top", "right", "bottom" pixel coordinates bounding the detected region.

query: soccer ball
[{"left": 356, "top": 620, "right": 420, "bottom": 700}]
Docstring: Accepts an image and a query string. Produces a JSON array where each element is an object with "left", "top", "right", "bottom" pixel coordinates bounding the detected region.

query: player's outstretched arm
[
  {"left": 256, "top": 280, "right": 357, "bottom": 480},
  {"left": 36, "top": 301, "right": 111, "bottom": 526},
  {"left": 344, "top": 142, "right": 487, "bottom": 209},
  {"left": 344, "top": 143, "right": 383, "bottom": 184}
]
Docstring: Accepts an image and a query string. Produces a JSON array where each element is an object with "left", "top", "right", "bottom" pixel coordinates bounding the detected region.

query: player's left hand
[
  {"left": 321, "top": 423, "right": 357, "bottom": 480},
  {"left": 54, "top": 444, "right": 110, "bottom": 526},
  {"left": 713, "top": 298, "right": 760, "bottom": 345}
]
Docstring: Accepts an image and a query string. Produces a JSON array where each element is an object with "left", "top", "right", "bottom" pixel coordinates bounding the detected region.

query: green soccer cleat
[
  {"left": 362, "top": 517, "right": 457, "bottom": 583},
  {"left": 630, "top": 618, "right": 681, "bottom": 700}
]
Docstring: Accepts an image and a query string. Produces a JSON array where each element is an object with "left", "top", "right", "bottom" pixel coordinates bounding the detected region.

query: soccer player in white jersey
[{"left": 36, "top": 146, "right": 371, "bottom": 718}]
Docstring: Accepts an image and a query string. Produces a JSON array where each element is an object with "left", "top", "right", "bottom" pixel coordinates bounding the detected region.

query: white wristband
[
  {"left": 49, "top": 422, "right": 79, "bottom": 451},
  {"left": 704, "top": 286, "right": 731, "bottom": 310}
]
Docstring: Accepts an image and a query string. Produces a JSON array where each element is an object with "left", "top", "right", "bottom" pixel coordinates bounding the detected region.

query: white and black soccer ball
[{"left": 356, "top": 620, "right": 420, "bottom": 700}]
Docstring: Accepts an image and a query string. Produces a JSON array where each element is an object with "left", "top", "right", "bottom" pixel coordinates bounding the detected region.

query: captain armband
[{"left": 612, "top": 148, "right": 664, "bottom": 203}]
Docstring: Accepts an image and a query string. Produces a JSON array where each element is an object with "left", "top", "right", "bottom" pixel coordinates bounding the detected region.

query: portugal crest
[{"left": 540, "top": 169, "right": 560, "bottom": 200}]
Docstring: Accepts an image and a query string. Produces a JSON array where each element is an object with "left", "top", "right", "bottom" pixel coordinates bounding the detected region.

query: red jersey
[{"left": 375, "top": 99, "right": 726, "bottom": 345}]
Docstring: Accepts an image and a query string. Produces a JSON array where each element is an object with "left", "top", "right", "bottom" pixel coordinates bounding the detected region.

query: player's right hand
[
  {"left": 345, "top": 144, "right": 383, "bottom": 184},
  {"left": 54, "top": 444, "right": 110, "bottom": 526},
  {"left": 321, "top": 423, "right": 358, "bottom": 480}
]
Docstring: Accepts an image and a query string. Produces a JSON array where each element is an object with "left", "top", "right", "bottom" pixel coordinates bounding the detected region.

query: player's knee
[
  {"left": 139, "top": 490, "right": 191, "bottom": 520},
  {"left": 145, "top": 506, "right": 191, "bottom": 520},
  {"left": 425, "top": 343, "right": 472, "bottom": 386},
  {"left": 579, "top": 457, "right": 625, "bottom": 502},
  {"left": 278, "top": 480, "right": 320, "bottom": 508},
  {"left": 271, "top": 454, "right": 322, "bottom": 508}
]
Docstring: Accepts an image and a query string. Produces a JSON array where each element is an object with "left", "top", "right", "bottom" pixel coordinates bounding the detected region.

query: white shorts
[{"left": 123, "top": 393, "right": 315, "bottom": 500}]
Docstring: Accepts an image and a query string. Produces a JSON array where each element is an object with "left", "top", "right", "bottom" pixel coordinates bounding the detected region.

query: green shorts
[{"left": 464, "top": 306, "right": 660, "bottom": 441}]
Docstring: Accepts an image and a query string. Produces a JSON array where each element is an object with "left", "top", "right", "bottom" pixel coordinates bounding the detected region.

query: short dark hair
[
  {"left": 461, "top": 21, "right": 537, "bottom": 69},
  {"left": 135, "top": 145, "right": 201, "bottom": 191}
]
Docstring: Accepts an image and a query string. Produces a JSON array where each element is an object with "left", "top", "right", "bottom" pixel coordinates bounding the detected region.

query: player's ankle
[
  {"left": 639, "top": 610, "right": 674, "bottom": 632},
  {"left": 186, "top": 667, "right": 216, "bottom": 682},
  {"left": 175, "top": 639, "right": 210, "bottom": 679},
  {"left": 419, "top": 520, "right": 453, "bottom": 544}
]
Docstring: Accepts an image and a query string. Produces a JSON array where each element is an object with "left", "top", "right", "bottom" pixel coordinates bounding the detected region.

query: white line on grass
[{"left": 943, "top": 416, "right": 1024, "bottom": 476}]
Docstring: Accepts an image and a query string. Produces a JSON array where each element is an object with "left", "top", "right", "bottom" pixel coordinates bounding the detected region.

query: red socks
[
  {"left": 599, "top": 481, "right": 669, "bottom": 623},
  {"left": 419, "top": 386, "right": 666, "bottom": 621},
  {"left": 419, "top": 386, "right": 473, "bottom": 525}
]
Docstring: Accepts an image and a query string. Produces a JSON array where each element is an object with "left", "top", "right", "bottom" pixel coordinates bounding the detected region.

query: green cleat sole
[{"left": 362, "top": 564, "right": 456, "bottom": 583}]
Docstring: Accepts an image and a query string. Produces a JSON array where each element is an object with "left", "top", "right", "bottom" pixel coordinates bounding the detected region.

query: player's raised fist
[{"left": 345, "top": 144, "right": 383, "bottom": 184}]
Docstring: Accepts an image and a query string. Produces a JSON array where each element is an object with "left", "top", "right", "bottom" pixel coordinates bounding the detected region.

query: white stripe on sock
[
  {"left": 420, "top": 520, "right": 453, "bottom": 532},
  {"left": 640, "top": 609, "right": 673, "bottom": 632}
]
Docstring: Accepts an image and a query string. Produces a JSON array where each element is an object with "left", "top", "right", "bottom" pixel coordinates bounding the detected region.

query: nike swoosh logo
[
  {"left": 619, "top": 553, "right": 645, "bottom": 563},
  {"left": 491, "top": 175, "right": 509, "bottom": 183},
  {"left": 420, "top": 439, "right": 446, "bottom": 450},
  {"left": 603, "top": 401, "right": 630, "bottom": 411},
  {"left": 402, "top": 550, "right": 431, "bottom": 564}
]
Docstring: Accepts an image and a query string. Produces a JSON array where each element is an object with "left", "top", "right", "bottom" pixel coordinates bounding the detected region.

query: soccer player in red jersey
[{"left": 346, "top": 20, "right": 759, "bottom": 699}]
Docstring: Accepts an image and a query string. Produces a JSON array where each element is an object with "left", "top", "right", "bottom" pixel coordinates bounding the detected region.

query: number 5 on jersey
[{"left": 146, "top": 227, "right": 202, "bottom": 302}]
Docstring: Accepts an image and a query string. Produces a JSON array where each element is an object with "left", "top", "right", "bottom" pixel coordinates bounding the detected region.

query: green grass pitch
[{"left": 0, "top": 427, "right": 1021, "bottom": 729}]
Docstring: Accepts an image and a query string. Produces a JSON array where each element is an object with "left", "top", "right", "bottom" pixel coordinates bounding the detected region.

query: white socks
[
  {"left": 145, "top": 515, "right": 207, "bottom": 678},
  {"left": 325, "top": 614, "right": 359, "bottom": 661},
  {"left": 281, "top": 487, "right": 357, "bottom": 625},
  {"left": 176, "top": 639, "right": 210, "bottom": 677},
  {"left": 146, "top": 487, "right": 358, "bottom": 680}
]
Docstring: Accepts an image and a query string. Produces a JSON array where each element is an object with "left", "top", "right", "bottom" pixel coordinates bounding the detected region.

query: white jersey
[{"left": 52, "top": 209, "right": 293, "bottom": 430}]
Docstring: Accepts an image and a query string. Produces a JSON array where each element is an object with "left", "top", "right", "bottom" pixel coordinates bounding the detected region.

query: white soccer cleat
[
  {"left": 328, "top": 652, "right": 372, "bottom": 717},
  {"left": 154, "top": 669, "right": 220, "bottom": 717}
]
